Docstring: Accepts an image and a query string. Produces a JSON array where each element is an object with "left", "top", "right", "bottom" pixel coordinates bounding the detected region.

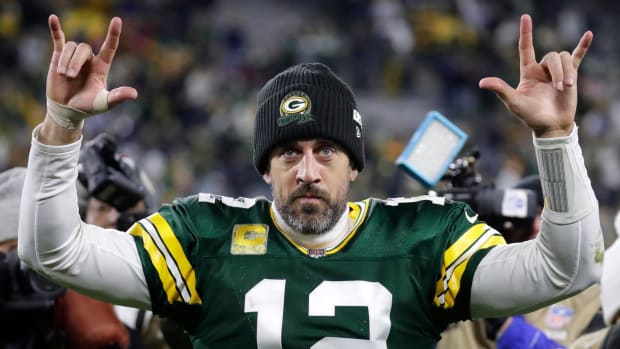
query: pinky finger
[{"left": 572, "top": 31, "right": 593, "bottom": 70}]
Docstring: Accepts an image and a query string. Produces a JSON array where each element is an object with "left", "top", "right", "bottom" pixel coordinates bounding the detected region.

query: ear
[
  {"left": 349, "top": 168, "right": 358, "bottom": 182},
  {"left": 263, "top": 171, "right": 272, "bottom": 184}
]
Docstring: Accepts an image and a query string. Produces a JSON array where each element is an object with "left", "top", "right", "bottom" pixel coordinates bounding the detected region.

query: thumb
[
  {"left": 479, "top": 77, "right": 516, "bottom": 106},
  {"left": 107, "top": 86, "right": 138, "bottom": 109}
]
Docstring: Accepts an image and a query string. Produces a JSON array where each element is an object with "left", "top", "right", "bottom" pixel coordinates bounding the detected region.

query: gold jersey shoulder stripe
[
  {"left": 434, "top": 223, "right": 506, "bottom": 309},
  {"left": 129, "top": 213, "right": 202, "bottom": 305}
]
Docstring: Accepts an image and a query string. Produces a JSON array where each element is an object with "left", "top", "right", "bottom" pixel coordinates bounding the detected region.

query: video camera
[
  {"left": 432, "top": 149, "right": 539, "bottom": 231},
  {"left": 396, "top": 111, "right": 539, "bottom": 233},
  {"left": 78, "top": 133, "right": 152, "bottom": 230}
]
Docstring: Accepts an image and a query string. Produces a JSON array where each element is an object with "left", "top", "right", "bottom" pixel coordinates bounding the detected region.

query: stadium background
[{"left": 1, "top": 0, "right": 619, "bottom": 245}]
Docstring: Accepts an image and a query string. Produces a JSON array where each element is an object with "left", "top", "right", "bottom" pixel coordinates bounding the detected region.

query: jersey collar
[{"left": 270, "top": 199, "right": 369, "bottom": 258}]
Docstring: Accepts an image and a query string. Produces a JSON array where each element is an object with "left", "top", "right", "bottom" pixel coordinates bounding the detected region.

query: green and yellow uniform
[{"left": 129, "top": 194, "right": 505, "bottom": 348}]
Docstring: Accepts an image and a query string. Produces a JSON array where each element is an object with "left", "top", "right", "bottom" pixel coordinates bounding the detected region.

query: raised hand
[
  {"left": 479, "top": 14, "right": 593, "bottom": 138},
  {"left": 46, "top": 14, "right": 137, "bottom": 119}
]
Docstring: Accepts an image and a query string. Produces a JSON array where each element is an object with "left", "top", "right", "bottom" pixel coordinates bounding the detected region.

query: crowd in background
[{"left": 2, "top": 0, "right": 620, "bottom": 244}]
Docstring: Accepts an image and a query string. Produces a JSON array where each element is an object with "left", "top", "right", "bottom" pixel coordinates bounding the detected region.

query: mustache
[{"left": 289, "top": 184, "right": 329, "bottom": 202}]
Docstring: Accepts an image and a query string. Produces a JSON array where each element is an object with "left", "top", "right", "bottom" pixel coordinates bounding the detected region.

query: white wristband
[{"left": 46, "top": 89, "right": 110, "bottom": 129}]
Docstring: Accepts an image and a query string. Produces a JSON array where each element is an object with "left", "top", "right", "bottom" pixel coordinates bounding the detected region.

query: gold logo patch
[
  {"left": 278, "top": 91, "right": 314, "bottom": 126},
  {"left": 230, "top": 224, "right": 269, "bottom": 255}
]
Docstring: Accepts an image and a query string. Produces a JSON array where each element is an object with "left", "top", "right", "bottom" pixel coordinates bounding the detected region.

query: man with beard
[{"left": 19, "top": 13, "right": 603, "bottom": 349}]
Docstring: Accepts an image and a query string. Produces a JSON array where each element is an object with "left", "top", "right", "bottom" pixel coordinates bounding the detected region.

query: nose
[
  {"left": 296, "top": 150, "right": 321, "bottom": 184},
  {"left": 103, "top": 208, "right": 121, "bottom": 229}
]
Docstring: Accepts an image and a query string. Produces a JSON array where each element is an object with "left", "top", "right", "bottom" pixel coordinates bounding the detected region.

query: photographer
[
  {"left": 433, "top": 156, "right": 563, "bottom": 349},
  {"left": 0, "top": 167, "right": 129, "bottom": 349},
  {"left": 437, "top": 170, "right": 603, "bottom": 349},
  {"left": 490, "top": 176, "right": 603, "bottom": 349},
  {"left": 76, "top": 133, "right": 188, "bottom": 349},
  {"left": 77, "top": 133, "right": 155, "bottom": 233}
]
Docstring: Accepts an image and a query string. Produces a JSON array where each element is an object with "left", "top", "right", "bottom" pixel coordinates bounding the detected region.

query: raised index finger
[
  {"left": 97, "top": 17, "right": 123, "bottom": 65},
  {"left": 519, "top": 14, "right": 536, "bottom": 68},
  {"left": 571, "top": 31, "right": 593, "bottom": 70},
  {"left": 48, "top": 14, "right": 65, "bottom": 53}
]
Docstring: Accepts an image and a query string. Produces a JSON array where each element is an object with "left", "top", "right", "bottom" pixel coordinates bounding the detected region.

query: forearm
[
  {"left": 470, "top": 125, "right": 603, "bottom": 318},
  {"left": 18, "top": 123, "right": 83, "bottom": 266},
  {"left": 18, "top": 124, "right": 151, "bottom": 309}
]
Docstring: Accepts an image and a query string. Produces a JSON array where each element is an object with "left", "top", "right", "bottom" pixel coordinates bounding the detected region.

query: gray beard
[{"left": 279, "top": 201, "right": 345, "bottom": 235}]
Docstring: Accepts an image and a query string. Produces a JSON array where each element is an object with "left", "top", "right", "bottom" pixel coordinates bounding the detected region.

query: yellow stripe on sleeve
[
  {"left": 478, "top": 235, "right": 506, "bottom": 250},
  {"left": 149, "top": 213, "right": 202, "bottom": 305},
  {"left": 434, "top": 224, "right": 506, "bottom": 309},
  {"left": 128, "top": 223, "right": 182, "bottom": 304},
  {"left": 441, "top": 259, "right": 469, "bottom": 308},
  {"left": 443, "top": 223, "right": 488, "bottom": 269}
]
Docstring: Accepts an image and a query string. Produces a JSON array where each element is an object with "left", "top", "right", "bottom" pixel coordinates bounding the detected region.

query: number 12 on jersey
[{"left": 245, "top": 279, "right": 393, "bottom": 348}]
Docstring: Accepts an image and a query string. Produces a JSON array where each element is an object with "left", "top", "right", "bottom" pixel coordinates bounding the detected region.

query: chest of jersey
[{"left": 189, "top": 230, "right": 442, "bottom": 348}]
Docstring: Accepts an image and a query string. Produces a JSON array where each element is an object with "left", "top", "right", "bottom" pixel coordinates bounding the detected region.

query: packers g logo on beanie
[
  {"left": 253, "top": 63, "right": 365, "bottom": 174},
  {"left": 278, "top": 91, "right": 314, "bottom": 126}
]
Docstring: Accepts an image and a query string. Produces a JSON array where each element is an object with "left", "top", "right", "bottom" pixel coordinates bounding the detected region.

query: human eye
[
  {"left": 280, "top": 147, "right": 299, "bottom": 159},
  {"left": 318, "top": 145, "right": 336, "bottom": 157}
]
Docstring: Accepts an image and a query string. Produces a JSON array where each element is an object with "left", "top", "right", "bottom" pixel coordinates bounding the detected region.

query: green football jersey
[{"left": 129, "top": 194, "right": 505, "bottom": 349}]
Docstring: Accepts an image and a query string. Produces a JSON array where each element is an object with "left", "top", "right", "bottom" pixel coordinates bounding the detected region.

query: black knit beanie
[{"left": 253, "top": 63, "right": 364, "bottom": 174}]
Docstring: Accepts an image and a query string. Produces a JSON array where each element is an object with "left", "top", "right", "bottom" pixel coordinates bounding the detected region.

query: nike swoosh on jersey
[{"left": 464, "top": 209, "right": 478, "bottom": 224}]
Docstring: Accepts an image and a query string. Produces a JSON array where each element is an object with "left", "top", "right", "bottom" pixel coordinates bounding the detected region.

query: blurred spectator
[
  {"left": 0, "top": 167, "right": 130, "bottom": 349},
  {"left": 0, "top": 167, "right": 62, "bottom": 348}
]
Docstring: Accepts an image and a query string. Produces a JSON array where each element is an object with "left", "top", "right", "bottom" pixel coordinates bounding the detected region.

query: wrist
[
  {"left": 46, "top": 97, "right": 87, "bottom": 129},
  {"left": 45, "top": 89, "right": 110, "bottom": 131},
  {"left": 533, "top": 123, "right": 575, "bottom": 138},
  {"left": 38, "top": 117, "right": 82, "bottom": 146}
]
